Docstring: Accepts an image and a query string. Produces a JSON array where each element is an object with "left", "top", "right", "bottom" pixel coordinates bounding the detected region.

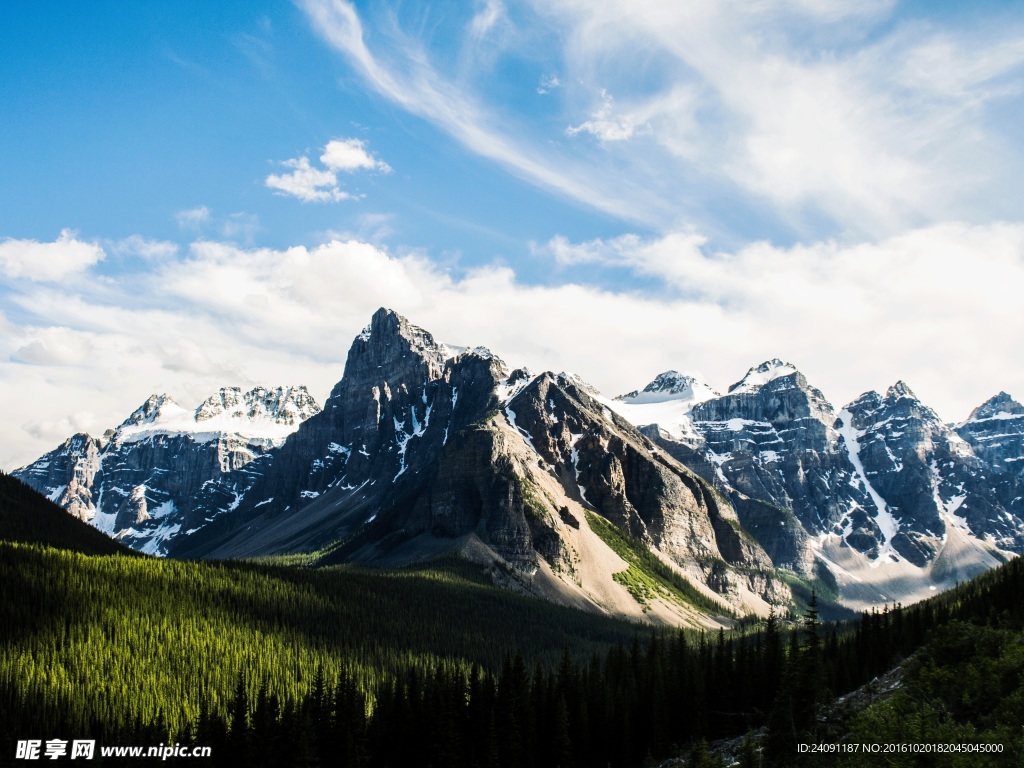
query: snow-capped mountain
[
  {"left": 16, "top": 308, "right": 1022, "bottom": 618},
  {"left": 14, "top": 386, "right": 320, "bottom": 554},
  {"left": 612, "top": 365, "right": 1023, "bottom": 609}
]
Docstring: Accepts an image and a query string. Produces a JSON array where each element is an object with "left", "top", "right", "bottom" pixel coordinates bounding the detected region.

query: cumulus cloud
[
  {"left": 3, "top": 224, "right": 1023, "bottom": 468},
  {"left": 320, "top": 138, "right": 391, "bottom": 173},
  {"left": 265, "top": 156, "right": 353, "bottom": 203},
  {"left": 266, "top": 138, "right": 389, "bottom": 202},
  {"left": 22, "top": 411, "right": 101, "bottom": 444},
  {"left": 0, "top": 229, "right": 105, "bottom": 281},
  {"left": 11, "top": 328, "right": 96, "bottom": 367}
]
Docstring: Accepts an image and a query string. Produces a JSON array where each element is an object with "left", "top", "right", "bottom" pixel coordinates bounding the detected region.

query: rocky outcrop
[{"left": 15, "top": 433, "right": 103, "bottom": 522}]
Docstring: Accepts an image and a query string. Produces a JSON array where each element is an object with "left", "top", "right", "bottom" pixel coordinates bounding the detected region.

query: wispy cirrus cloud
[
  {"left": 299, "top": 0, "right": 1024, "bottom": 239},
  {"left": 299, "top": 0, "right": 668, "bottom": 226}
]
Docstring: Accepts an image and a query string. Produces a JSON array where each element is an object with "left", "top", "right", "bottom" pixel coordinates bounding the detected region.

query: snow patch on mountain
[
  {"left": 116, "top": 386, "right": 319, "bottom": 446},
  {"left": 836, "top": 408, "right": 901, "bottom": 565},
  {"left": 603, "top": 372, "right": 718, "bottom": 444},
  {"left": 728, "top": 359, "right": 798, "bottom": 394}
]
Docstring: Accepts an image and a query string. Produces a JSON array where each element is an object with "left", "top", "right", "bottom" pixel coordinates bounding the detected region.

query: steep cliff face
[
  {"left": 498, "top": 371, "right": 785, "bottom": 605},
  {"left": 691, "top": 361, "right": 874, "bottom": 564},
  {"left": 614, "top": 361, "right": 868, "bottom": 574},
  {"left": 179, "top": 309, "right": 510, "bottom": 558}
]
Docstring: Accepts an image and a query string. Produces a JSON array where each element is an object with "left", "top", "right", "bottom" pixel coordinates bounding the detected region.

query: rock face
[
  {"left": 957, "top": 392, "right": 1024, "bottom": 486},
  {"left": 609, "top": 365, "right": 1024, "bottom": 609},
  {"left": 838, "top": 383, "right": 1024, "bottom": 562},
  {"left": 14, "top": 386, "right": 320, "bottom": 554}
]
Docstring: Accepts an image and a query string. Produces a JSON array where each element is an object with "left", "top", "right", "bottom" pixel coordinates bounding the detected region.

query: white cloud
[
  {"left": 266, "top": 138, "right": 389, "bottom": 203},
  {"left": 566, "top": 89, "right": 644, "bottom": 142},
  {"left": 320, "top": 138, "right": 391, "bottom": 173},
  {"left": 0, "top": 229, "right": 105, "bottom": 281},
  {"left": 265, "top": 156, "right": 353, "bottom": 203},
  {"left": 11, "top": 327, "right": 96, "bottom": 367},
  {"left": 537, "top": 74, "right": 561, "bottom": 94},
  {"left": 468, "top": 0, "right": 507, "bottom": 39},
  {"left": 547, "top": 0, "right": 1024, "bottom": 235},
  {"left": 175, "top": 206, "right": 211, "bottom": 230},
  {"left": 109, "top": 235, "right": 179, "bottom": 260},
  {"left": 299, "top": 0, "right": 668, "bottom": 225},
  {"left": 3, "top": 224, "right": 1023, "bottom": 469},
  {"left": 301, "top": 0, "right": 1024, "bottom": 237},
  {"left": 22, "top": 411, "right": 101, "bottom": 444}
]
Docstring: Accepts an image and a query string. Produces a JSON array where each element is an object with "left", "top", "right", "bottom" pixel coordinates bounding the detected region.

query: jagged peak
[
  {"left": 120, "top": 393, "right": 183, "bottom": 427},
  {"left": 555, "top": 371, "right": 600, "bottom": 396},
  {"left": 439, "top": 342, "right": 503, "bottom": 365},
  {"left": 112, "top": 385, "right": 319, "bottom": 444},
  {"left": 964, "top": 391, "right": 1024, "bottom": 423},
  {"left": 886, "top": 380, "right": 918, "bottom": 402},
  {"left": 728, "top": 359, "right": 799, "bottom": 394},
  {"left": 360, "top": 307, "right": 439, "bottom": 353},
  {"left": 616, "top": 370, "right": 719, "bottom": 405},
  {"left": 195, "top": 385, "right": 321, "bottom": 425},
  {"left": 844, "top": 389, "right": 881, "bottom": 411}
]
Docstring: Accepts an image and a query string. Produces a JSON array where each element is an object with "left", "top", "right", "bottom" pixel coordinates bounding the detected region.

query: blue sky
[{"left": 2, "top": 0, "right": 1024, "bottom": 468}]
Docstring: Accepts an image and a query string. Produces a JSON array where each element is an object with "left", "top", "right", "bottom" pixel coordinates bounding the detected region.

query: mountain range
[{"left": 14, "top": 308, "right": 1024, "bottom": 621}]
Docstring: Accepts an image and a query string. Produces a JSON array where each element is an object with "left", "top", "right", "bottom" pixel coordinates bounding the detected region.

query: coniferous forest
[{"left": 2, "top": 471, "right": 1022, "bottom": 767}]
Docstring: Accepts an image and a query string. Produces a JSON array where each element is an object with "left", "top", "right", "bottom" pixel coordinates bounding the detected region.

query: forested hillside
[{"left": 2, "top": 474, "right": 1022, "bottom": 766}]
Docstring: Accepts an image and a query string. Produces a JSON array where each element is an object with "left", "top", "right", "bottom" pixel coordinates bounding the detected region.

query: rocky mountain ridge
[
  {"left": 613, "top": 364, "right": 1023, "bottom": 608},
  {"left": 14, "top": 309, "right": 1022, "bottom": 618}
]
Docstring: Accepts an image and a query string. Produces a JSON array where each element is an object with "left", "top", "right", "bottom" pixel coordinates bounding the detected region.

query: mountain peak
[
  {"left": 364, "top": 307, "right": 433, "bottom": 345},
  {"left": 728, "top": 359, "right": 798, "bottom": 394},
  {"left": 616, "top": 371, "right": 719, "bottom": 405},
  {"left": 195, "top": 385, "right": 321, "bottom": 426},
  {"left": 120, "top": 393, "right": 183, "bottom": 427},
  {"left": 965, "top": 391, "right": 1024, "bottom": 423},
  {"left": 886, "top": 380, "right": 918, "bottom": 401}
]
